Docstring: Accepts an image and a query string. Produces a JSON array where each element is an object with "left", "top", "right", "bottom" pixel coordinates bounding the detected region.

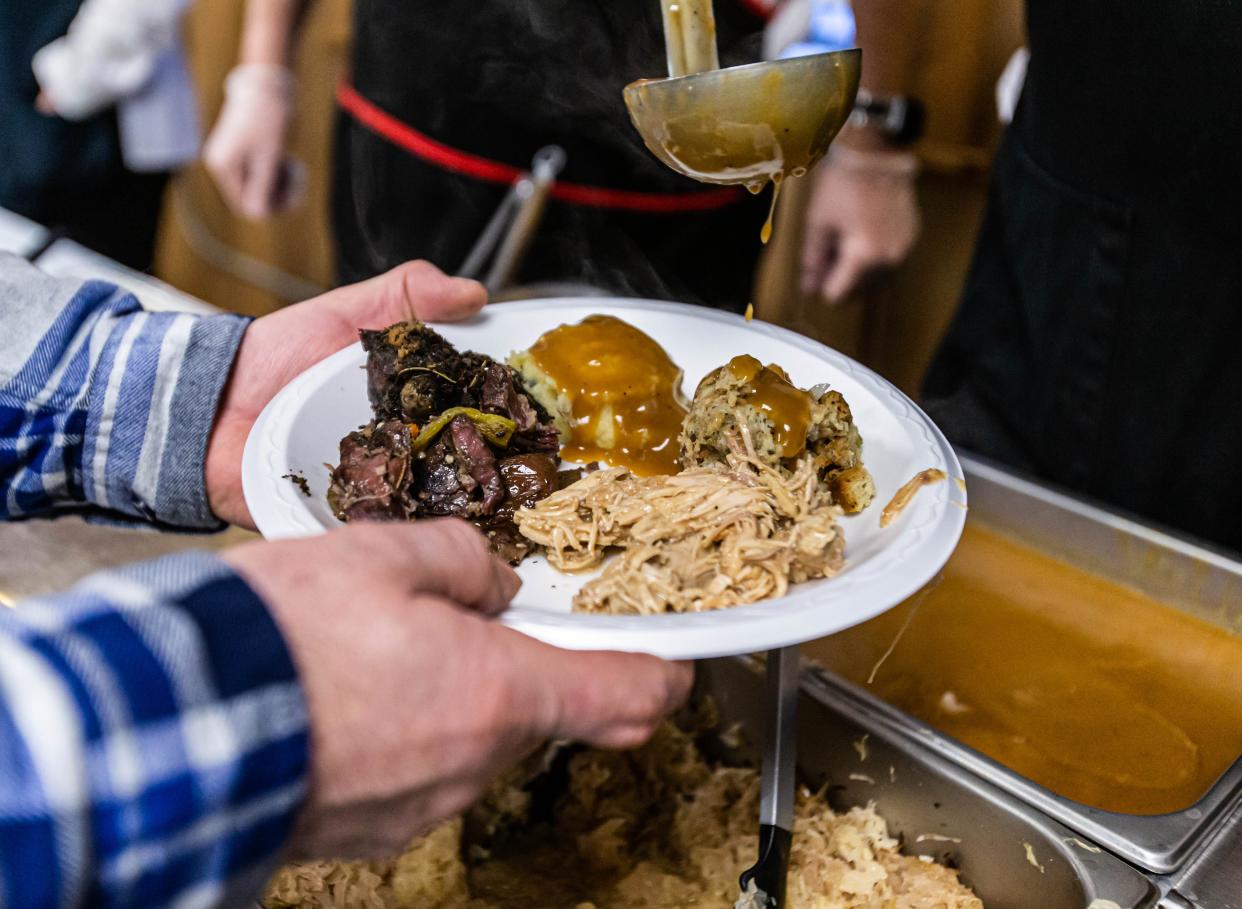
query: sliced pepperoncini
[{"left": 412, "top": 407, "right": 517, "bottom": 452}]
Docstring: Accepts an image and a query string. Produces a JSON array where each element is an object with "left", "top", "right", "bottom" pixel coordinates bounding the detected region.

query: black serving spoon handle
[{"left": 737, "top": 646, "right": 800, "bottom": 907}]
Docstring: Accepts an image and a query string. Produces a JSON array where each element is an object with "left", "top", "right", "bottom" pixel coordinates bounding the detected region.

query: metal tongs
[
  {"left": 457, "top": 145, "right": 567, "bottom": 294},
  {"left": 737, "top": 646, "right": 800, "bottom": 909}
]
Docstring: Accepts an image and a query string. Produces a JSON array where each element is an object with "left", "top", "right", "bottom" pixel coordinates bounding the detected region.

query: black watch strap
[{"left": 850, "top": 89, "right": 926, "bottom": 146}]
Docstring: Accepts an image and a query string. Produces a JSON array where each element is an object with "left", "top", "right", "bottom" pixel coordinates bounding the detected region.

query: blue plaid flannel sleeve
[
  {"left": 0, "top": 254, "right": 249, "bottom": 527},
  {"left": 0, "top": 551, "right": 310, "bottom": 909}
]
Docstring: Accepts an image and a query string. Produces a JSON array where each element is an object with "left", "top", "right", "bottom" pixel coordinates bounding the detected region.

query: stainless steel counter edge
[{"left": 1160, "top": 796, "right": 1242, "bottom": 909}]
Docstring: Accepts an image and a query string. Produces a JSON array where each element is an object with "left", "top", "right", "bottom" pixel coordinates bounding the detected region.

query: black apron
[
  {"left": 0, "top": 0, "right": 167, "bottom": 270},
  {"left": 333, "top": 0, "right": 770, "bottom": 311},
  {"left": 924, "top": 0, "right": 1242, "bottom": 553}
]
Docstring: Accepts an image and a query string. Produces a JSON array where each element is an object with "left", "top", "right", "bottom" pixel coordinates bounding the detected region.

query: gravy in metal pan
[{"left": 806, "top": 523, "right": 1242, "bottom": 815}]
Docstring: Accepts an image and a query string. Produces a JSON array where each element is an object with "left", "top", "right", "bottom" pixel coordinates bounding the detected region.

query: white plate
[{"left": 242, "top": 298, "right": 966, "bottom": 659}]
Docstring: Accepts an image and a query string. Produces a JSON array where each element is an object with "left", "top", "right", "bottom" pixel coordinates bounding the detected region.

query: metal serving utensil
[
  {"left": 737, "top": 645, "right": 801, "bottom": 908},
  {"left": 624, "top": 0, "right": 860, "bottom": 193},
  {"left": 457, "top": 145, "right": 567, "bottom": 293}
]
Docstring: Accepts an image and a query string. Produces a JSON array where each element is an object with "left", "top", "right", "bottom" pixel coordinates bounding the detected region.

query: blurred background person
[
  {"left": 151, "top": 0, "right": 1017, "bottom": 334},
  {"left": 203, "top": 0, "right": 776, "bottom": 310},
  {"left": 768, "top": 0, "right": 924, "bottom": 306},
  {"left": 815, "top": 0, "right": 1242, "bottom": 553},
  {"left": 2, "top": 0, "right": 198, "bottom": 271},
  {"left": 931, "top": 1, "right": 1242, "bottom": 553}
]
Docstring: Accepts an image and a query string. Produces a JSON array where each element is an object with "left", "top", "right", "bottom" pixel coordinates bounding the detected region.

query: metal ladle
[
  {"left": 736, "top": 646, "right": 800, "bottom": 909},
  {"left": 623, "top": 2, "right": 860, "bottom": 189}
]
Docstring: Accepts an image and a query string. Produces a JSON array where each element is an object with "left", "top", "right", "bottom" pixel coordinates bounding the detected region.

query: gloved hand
[
  {"left": 203, "top": 63, "right": 304, "bottom": 220},
  {"left": 800, "top": 145, "right": 921, "bottom": 304}
]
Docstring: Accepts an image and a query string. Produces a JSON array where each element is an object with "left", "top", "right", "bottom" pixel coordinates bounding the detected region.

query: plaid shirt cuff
[
  {"left": 1, "top": 255, "right": 251, "bottom": 528},
  {"left": 0, "top": 550, "right": 310, "bottom": 908},
  {"left": 105, "top": 313, "right": 251, "bottom": 529}
]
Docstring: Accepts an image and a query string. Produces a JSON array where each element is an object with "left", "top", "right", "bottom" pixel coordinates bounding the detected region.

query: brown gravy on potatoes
[
  {"left": 724, "top": 354, "right": 812, "bottom": 457},
  {"left": 806, "top": 523, "right": 1242, "bottom": 815},
  {"left": 526, "top": 315, "right": 687, "bottom": 476}
]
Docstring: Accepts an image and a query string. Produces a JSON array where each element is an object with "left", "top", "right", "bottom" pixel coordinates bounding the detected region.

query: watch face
[{"left": 850, "top": 93, "right": 924, "bottom": 145}]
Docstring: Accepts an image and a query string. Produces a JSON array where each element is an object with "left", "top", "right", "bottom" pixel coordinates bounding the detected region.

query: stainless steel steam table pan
[
  {"left": 811, "top": 454, "right": 1242, "bottom": 874},
  {"left": 701, "top": 657, "right": 1159, "bottom": 909}
]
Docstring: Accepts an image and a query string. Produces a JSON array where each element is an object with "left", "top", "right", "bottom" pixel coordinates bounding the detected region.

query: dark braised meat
[
  {"left": 482, "top": 362, "right": 537, "bottom": 430},
  {"left": 475, "top": 515, "right": 534, "bottom": 565},
  {"left": 457, "top": 351, "right": 494, "bottom": 407},
  {"left": 417, "top": 451, "right": 559, "bottom": 564},
  {"left": 479, "top": 361, "right": 560, "bottom": 454},
  {"left": 512, "top": 422, "right": 562, "bottom": 455},
  {"left": 335, "top": 319, "right": 565, "bottom": 563},
  {"left": 418, "top": 432, "right": 471, "bottom": 517},
  {"left": 449, "top": 416, "right": 505, "bottom": 514},
  {"left": 481, "top": 454, "right": 560, "bottom": 563},
  {"left": 362, "top": 322, "right": 466, "bottom": 422},
  {"left": 496, "top": 454, "right": 560, "bottom": 517},
  {"left": 326, "top": 420, "right": 415, "bottom": 522},
  {"left": 417, "top": 416, "right": 505, "bottom": 517},
  {"left": 361, "top": 322, "right": 559, "bottom": 438}
]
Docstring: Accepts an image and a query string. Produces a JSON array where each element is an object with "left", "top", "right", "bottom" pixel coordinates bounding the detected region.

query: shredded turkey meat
[
  {"left": 879, "top": 469, "right": 948, "bottom": 529},
  {"left": 514, "top": 431, "right": 845, "bottom": 615}
]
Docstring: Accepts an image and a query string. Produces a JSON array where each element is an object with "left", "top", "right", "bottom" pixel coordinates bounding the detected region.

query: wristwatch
[{"left": 849, "top": 89, "right": 926, "bottom": 146}]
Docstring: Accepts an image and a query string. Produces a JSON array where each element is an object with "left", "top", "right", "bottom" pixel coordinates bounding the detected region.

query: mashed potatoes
[
  {"left": 508, "top": 316, "right": 688, "bottom": 476},
  {"left": 262, "top": 721, "right": 983, "bottom": 909}
]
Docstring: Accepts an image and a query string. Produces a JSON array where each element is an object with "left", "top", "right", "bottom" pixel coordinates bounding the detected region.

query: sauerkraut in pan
[{"left": 262, "top": 716, "right": 983, "bottom": 909}]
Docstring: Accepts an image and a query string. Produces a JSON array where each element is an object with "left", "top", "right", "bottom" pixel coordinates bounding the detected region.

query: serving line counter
[
  {"left": 0, "top": 212, "right": 1237, "bottom": 905},
  {"left": 0, "top": 205, "right": 215, "bottom": 314},
  {"left": 8, "top": 459, "right": 1239, "bottom": 908},
  {"left": 0, "top": 207, "right": 48, "bottom": 259}
]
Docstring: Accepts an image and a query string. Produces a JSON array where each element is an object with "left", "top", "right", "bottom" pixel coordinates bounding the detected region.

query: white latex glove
[
  {"left": 800, "top": 146, "right": 921, "bottom": 304},
  {"left": 32, "top": 0, "right": 189, "bottom": 120},
  {"left": 203, "top": 63, "right": 305, "bottom": 220}
]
